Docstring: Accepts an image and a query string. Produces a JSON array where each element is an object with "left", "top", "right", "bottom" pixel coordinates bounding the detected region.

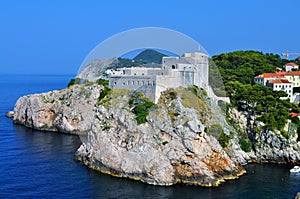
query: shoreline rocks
[
  {"left": 5, "top": 111, "right": 14, "bottom": 118},
  {"left": 228, "top": 108, "right": 300, "bottom": 164},
  {"left": 10, "top": 84, "right": 300, "bottom": 186},
  {"left": 12, "top": 84, "right": 101, "bottom": 134}
]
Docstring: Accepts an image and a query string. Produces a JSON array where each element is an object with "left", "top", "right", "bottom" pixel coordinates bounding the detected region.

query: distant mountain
[{"left": 133, "top": 49, "right": 167, "bottom": 64}]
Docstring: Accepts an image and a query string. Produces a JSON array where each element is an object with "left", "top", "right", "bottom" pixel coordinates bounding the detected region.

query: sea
[{"left": 0, "top": 74, "right": 299, "bottom": 199}]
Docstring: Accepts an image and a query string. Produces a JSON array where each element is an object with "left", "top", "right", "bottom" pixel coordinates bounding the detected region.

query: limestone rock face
[
  {"left": 76, "top": 91, "right": 245, "bottom": 186},
  {"left": 252, "top": 130, "right": 300, "bottom": 163},
  {"left": 13, "top": 84, "right": 101, "bottom": 133},
  {"left": 228, "top": 108, "right": 300, "bottom": 164},
  {"left": 77, "top": 58, "right": 118, "bottom": 82},
  {"left": 12, "top": 84, "right": 246, "bottom": 186}
]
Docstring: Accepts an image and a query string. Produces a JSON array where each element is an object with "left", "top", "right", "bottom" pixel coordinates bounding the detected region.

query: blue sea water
[{"left": 0, "top": 74, "right": 299, "bottom": 198}]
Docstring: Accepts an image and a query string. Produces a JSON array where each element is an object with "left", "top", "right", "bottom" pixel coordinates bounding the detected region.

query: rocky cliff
[
  {"left": 75, "top": 87, "right": 246, "bottom": 186},
  {"left": 12, "top": 84, "right": 246, "bottom": 186},
  {"left": 12, "top": 79, "right": 300, "bottom": 186},
  {"left": 228, "top": 108, "right": 300, "bottom": 164},
  {"left": 13, "top": 84, "right": 101, "bottom": 133},
  {"left": 77, "top": 58, "right": 118, "bottom": 82}
]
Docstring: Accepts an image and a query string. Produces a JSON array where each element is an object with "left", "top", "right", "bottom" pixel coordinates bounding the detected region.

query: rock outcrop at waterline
[
  {"left": 11, "top": 83, "right": 246, "bottom": 186},
  {"left": 13, "top": 84, "right": 101, "bottom": 133},
  {"left": 228, "top": 108, "right": 300, "bottom": 164}
]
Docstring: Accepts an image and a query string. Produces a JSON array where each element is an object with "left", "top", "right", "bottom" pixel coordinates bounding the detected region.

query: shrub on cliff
[
  {"left": 68, "top": 78, "right": 94, "bottom": 87},
  {"left": 68, "top": 78, "right": 82, "bottom": 87},
  {"left": 239, "top": 139, "right": 252, "bottom": 152},
  {"left": 97, "top": 79, "right": 111, "bottom": 101},
  {"left": 129, "top": 91, "right": 156, "bottom": 125}
]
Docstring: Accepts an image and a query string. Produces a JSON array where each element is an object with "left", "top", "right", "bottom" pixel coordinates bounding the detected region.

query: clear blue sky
[{"left": 0, "top": 0, "right": 299, "bottom": 75}]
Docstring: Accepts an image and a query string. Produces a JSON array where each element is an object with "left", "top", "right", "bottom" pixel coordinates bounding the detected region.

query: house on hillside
[
  {"left": 276, "top": 71, "right": 300, "bottom": 87},
  {"left": 254, "top": 73, "right": 284, "bottom": 85},
  {"left": 266, "top": 79, "right": 293, "bottom": 100},
  {"left": 284, "top": 62, "right": 299, "bottom": 72},
  {"left": 254, "top": 71, "right": 300, "bottom": 103}
]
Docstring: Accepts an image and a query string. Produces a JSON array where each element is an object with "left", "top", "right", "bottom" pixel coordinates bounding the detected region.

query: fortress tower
[{"left": 109, "top": 52, "right": 209, "bottom": 103}]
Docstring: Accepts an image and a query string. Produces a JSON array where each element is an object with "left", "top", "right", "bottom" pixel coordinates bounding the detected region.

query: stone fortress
[{"left": 108, "top": 52, "right": 210, "bottom": 103}]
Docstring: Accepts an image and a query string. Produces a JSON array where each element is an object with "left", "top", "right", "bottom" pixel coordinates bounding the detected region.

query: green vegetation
[
  {"left": 213, "top": 50, "right": 298, "bottom": 136},
  {"left": 212, "top": 50, "right": 288, "bottom": 85},
  {"left": 68, "top": 78, "right": 82, "bottom": 87},
  {"left": 41, "top": 95, "right": 55, "bottom": 104},
  {"left": 218, "top": 131, "right": 234, "bottom": 148},
  {"left": 226, "top": 80, "right": 295, "bottom": 132},
  {"left": 67, "top": 78, "right": 94, "bottom": 87},
  {"left": 289, "top": 116, "right": 300, "bottom": 141},
  {"left": 177, "top": 86, "right": 208, "bottom": 112},
  {"left": 239, "top": 139, "right": 252, "bottom": 152},
  {"left": 96, "top": 79, "right": 111, "bottom": 101},
  {"left": 206, "top": 124, "right": 233, "bottom": 148},
  {"left": 129, "top": 91, "right": 156, "bottom": 125}
]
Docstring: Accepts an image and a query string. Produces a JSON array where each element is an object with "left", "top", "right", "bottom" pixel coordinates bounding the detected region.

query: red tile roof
[
  {"left": 268, "top": 79, "right": 291, "bottom": 84},
  {"left": 290, "top": 112, "right": 300, "bottom": 117},
  {"left": 285, "top": 62, "right": 298, "bottom": 66},
  {"left": 255, "top": 73, "right": 284, "bottom": 78},
  {"left": 276, "top": 71, "right": 300, "bottom": 76}
]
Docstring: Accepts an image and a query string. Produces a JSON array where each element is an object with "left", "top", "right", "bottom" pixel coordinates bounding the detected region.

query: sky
[{"left": 0, "top": 0, "right": 299, "bottom": 75}]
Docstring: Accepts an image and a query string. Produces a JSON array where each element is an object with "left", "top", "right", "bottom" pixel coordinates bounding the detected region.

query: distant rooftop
[
  {"left": 285, "top": 62, "right": 298, "bottom": 66},
  {"left": 268, "top": 79, "right": 291, "bottom": 84},
  {"left": 255, "top": 73, "right": 283, "bottom": 78}
]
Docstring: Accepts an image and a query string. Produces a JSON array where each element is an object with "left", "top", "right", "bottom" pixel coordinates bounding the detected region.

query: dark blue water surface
[{"left": 0, "top": 74, "right": 299, "bottom": 198}]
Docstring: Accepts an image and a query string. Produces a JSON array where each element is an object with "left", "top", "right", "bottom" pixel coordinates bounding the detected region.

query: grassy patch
[
  {"left": 206, "top": 124, "right": 233, "bottom": 148},
  {"left": 218, "top": 131, "right": 234, "bottom": 148},
  {"left": 176, "top": 87, "right": 208, "bottom": 112}
]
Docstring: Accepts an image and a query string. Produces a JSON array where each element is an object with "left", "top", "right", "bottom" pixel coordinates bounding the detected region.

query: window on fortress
[
  {"left": 132, "top": 81, "right": 134, "bottom": 85},
  {"left": 134, "top": 73, "right": 136, "bottom": 75},
  {"left": 137, "top": 81, "right": 139, "bottom": 85},
  {"left": 142, "top": 73, "right": 144, "bottom": 75},
  {"left": 172, "top": 65, "right": 175, "bottom": 69},
  {"left": 114, "top": 82, "right": 117, "bottom": 85}
]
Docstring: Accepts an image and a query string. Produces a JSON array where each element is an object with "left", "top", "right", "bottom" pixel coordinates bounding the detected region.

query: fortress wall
[
  {"left": 147, "top": 69, "right": 169, "bottom": 76},
  {"left": 155, "top": 75, "right": 183, "bottom": 103},
  {"left": 161, "top": 57, "right": 189, "bottom": 70},
  {"left": 109, "top": 75, "right": 156, "bottom": 101},
  {"left": 180, "top": 71, "right": 195, "bottom": 87},
  {"left": 124, "top": 67, "right": 169, "bottom": 76}
]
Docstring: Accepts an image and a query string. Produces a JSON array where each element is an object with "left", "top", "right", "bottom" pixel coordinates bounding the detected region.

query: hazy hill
[{"left": 133, "top": 49, "right": 167, "bottom": 64}]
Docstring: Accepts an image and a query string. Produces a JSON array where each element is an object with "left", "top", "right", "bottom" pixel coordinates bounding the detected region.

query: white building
[
  {"left": 284, "top": 62, "right": 299, "bottom": 72},
  {"left": 266, "top": 79, "right": 293, "bottom": 101},
  {"left": 254, "top": 73, "right": 284, "bottom": 85}
]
